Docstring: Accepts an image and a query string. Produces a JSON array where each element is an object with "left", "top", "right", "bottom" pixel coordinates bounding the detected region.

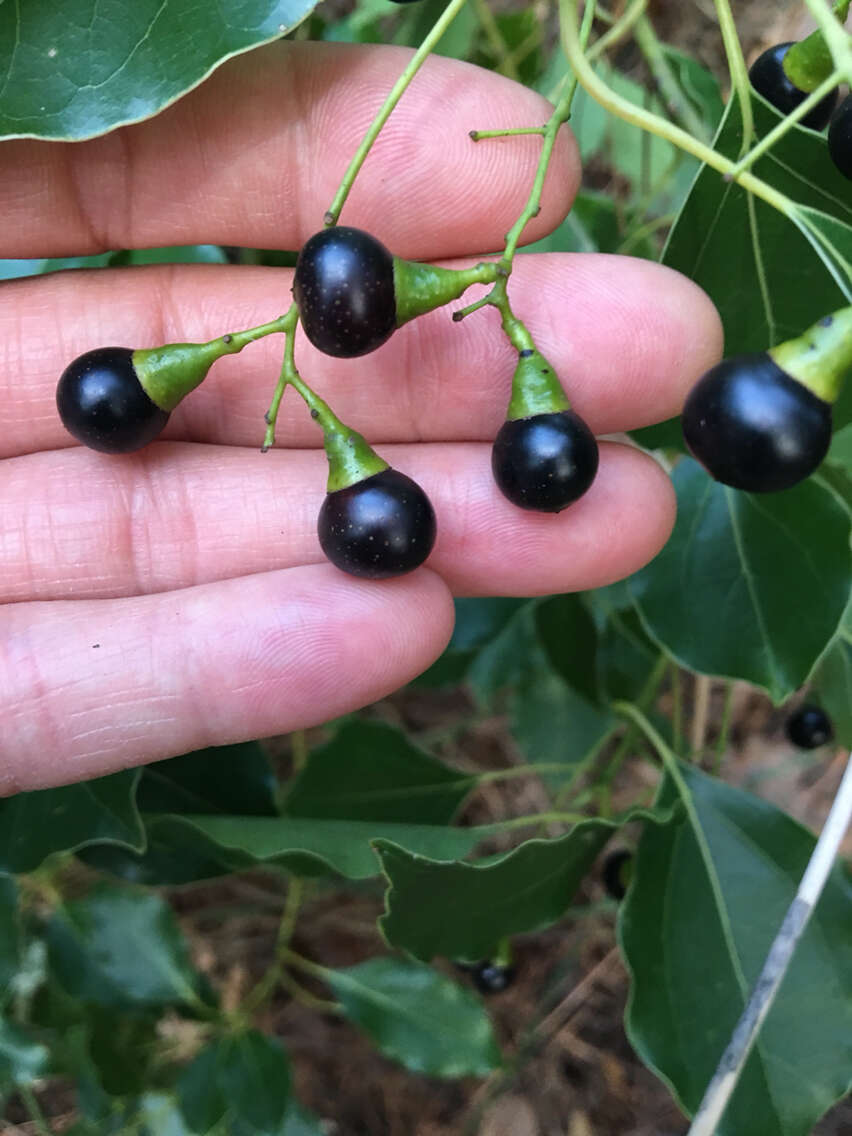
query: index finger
[{"left": 0, "top": 41, "right": 579, "bottom": 259}]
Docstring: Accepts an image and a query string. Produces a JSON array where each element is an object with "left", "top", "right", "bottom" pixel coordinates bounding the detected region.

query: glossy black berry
[
  {"left": 318, "top": 468, "right": 436, "bottom": 579},
  {"left": 471, "top": 962, "right": 516, "bottom": 995},
  {"left": 785, "top": 704, "right": 834, "bottom": 749},
  {"left": 293, "top": 226, "right": 396, "bottom": 358},
  {"left": 749, "top": 43, "right": 838, "bottom": 131},
  {"left": 56, "top": 347, "right": 170, "bottom": 453},
  {"left": 602, "top": 849, "right": 633, "bottom": 901},
  {"left": 681, "top": 354, "right": 832, "bottom": 493},
  {"left": 829, "top": 94, "right": 852, "bottom": 180},
  {"left": 491, "top": 410, "right": 599, "bottom": 512}
]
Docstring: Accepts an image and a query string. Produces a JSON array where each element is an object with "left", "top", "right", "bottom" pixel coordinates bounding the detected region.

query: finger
[
  {"left": 0, "top": 439, "right": 674, "bottom": 602},
  {"left": 0, "top": 41, "right": 578, "bottom": 259},
  {"left": 0, "top": 565, "right": 454, "bottom": 795},
  {"left": 2, "top": 255, "right": 722, "bottom": 458}
]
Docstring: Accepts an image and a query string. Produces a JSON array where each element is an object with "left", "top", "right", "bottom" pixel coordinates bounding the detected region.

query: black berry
[
  {"left": 471, "top": 962, "right": 515, "bottom": 995},
  {"left": 829, "top": 94, "right": 852, "bottom": 180},
  {"left": 602, "top": 849, "right": 633, "bottom": 901},
  {"left": 681, "top": 354, "right": 832, "bottom": 493},
  {"left": 491, "top": 410, "right": 599, "bottom": 512},
  {"left": 293, "top": 226, "right": 396, "bottom": 357},
  {"left": 785, "top": 704, "right": 834, "bottom": 749},
  {"left": 56, "top": 347, "right": 170, "bottom": 453},
  {"left": 318, "top": 468, "right": 436, "bottom": 579},
  {"left": 748, "top": 43, "right": 838, "bottom": 131}
]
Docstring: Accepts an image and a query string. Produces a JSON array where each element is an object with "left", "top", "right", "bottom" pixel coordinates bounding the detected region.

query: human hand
[{"left": 0, "top": 40, "right": 722, "bottom": 794}]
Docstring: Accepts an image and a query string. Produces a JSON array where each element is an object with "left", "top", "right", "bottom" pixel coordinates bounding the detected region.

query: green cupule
[
  {"left": 505, "top": 348, "right": 571, "bottom": 421},
  {"left": 783, "top": 1, "right": 850, "bottom": 93},
  {"left": 769, "top": 306, "right": 852, "bottom": 404},
  {"left": 393, "top": 258, "right": 500, "bottom": 327},
  {"left": 134, "top": 316, "right": 288, "bottom": 412},
  {"left": 323, "top": 425, "right": 389, "bottom": 493}
]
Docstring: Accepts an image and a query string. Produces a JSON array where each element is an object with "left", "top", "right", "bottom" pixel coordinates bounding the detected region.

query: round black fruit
[
  {"left": 748, "top": 43, "right": 838, "bottom": 131},
  {"left": 681, "top": 354, "right": 832, "bottom": 492},
  {"left": 471, "top": 962, "right": 515, "bottom": 995},
  {"left": 785, "top": 704, "right": 834, "bottom": 749},
  {"left": 293, "top": 226, "right": 396, "bottom": 358},
  {"left": 828, "top": 94, "right": 852, "bottom": 180},
  {"left": 318, "top": 468, "right": 436, "bottom": 579},
  {"left": 491, "top": 410, "right": 599, "bottom": 512},
  {"left": 56, "top": 347, "right": 170, "bottom": 453},
  {"left": 602, "top": 849, "right": 633, "bottom": 902}
]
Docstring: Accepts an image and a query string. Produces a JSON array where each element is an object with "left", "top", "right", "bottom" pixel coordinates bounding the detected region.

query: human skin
[{"left": 0, "top": 41, "right": 723, "bottom": 794}]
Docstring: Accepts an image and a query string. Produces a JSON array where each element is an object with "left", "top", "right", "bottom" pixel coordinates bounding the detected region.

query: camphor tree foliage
[{"left": 1, "top": 0, "right": 851, "bottom": 1133}]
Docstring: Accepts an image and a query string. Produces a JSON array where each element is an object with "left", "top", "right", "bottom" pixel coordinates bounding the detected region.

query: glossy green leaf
[
  {"left": 663, "top": 95, "right": 852, "bottom": 423},
  {"left": 629, "top": 460, "right": 851, "bottom": 701},
  {"left": 152, "top": 814, "right": 482, "bottom": 881},
  {"left": 621, "top": 763, "right": 852, "bottom": 1135},
  {"left": 415, "top": 598, "right": 529, "bottom": 688},
  {"left": 811, "top": 600, "right": 852, "bottom": 747},
  {"left": 284, "top": 721, "right": 470, "bottom": 824},
  {"left": 46, "top": 885, "right": 202, "bottom": 1010},
  {"left": 376, "top": 807, "right": 669, "bottom": 962},
  {"left": 0, "top": 2, "right": 317, "bottom": 141},
  {"left": 467, "top": 602, "right": 540, "bottom": 703},
  {"left": 535, "top": 595, "right": 599, "bottom": 704},
  {"left": 595, "top": 608, "right": 661, "bottom": 704},
  {"left": 326, "top": 958, "right": 500, "bottom": 1077},
  {"left": 135, "top": 742, "right": 278, "bottom": 817},
  {"left": 0, "top": 771, "right": 144, "bottom": 874},
  {"left": 0, "top": 1019, "right": 49, "bottom": 1092},
  {"left": 508, "top": 664, "right": 614, "bottom": 776},
  {"left": 0, "top": 877, "right": 21, "bottom": 999},
  {"left": 178, "top": 1031, "right": 290, "bottom": 1134}
]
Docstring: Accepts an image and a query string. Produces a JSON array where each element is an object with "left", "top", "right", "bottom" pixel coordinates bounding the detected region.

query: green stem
[
  {"left": 261, "top": 303, "right": 300, "bottom": 451},
  {"left": 470, "top": 0, "right": 519, "bottom": 80},
  {"left": 634, "top": 14, "right": 711, "bottom": 143},
  {"left": 713, "top": 682, "right": 734, "bottom": 774},
  {"left": 324, "top": 0, "right": 472, "bottom": 226},
  {"left": 475, "top": 762, "right": 575, "bottom": 785},
  {"left": 291, "top": 729, "right": 309, "bottom": 773},
  {"left": 586, "top": 0, "right": 647, "bottom": 62},
  {"left": 241, "top": 878, "right": 307, "bottom": 1015},
  {"left": 730, "top": 71, "right": 843, "bottom": 178},
  {"left": 612, "top": 702, "right": 697, "bottom": 825},
  {"left": 712, "top": 0, "right": 754, "bottom": 152},
  {"left": 615, "top": 210, "right": 676, "bottom": 256},
  {"left": 470, "top": 127, "right": 547, "bottom": 140},
  {"left": 559, "top": 0, "right": 798, "bottom": 221},
  {"left": 671, "top": 664, "right": 683, "bottom": 754},
  {"left": 482, "top": 810, "right": 589, "bottom": 832}
]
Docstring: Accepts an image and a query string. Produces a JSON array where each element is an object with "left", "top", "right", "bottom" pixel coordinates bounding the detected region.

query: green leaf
[
  {"left": 663, "top": 95, "right": 852, "bottom": 424},
  {"left": 150, "top": 814, "right": 482, "bottom": 881},
  {"left": 621, "top": 763, "right": 852, "bottom": 1135},
  {"left": 0, "top": 1019, "right": 49, "bottom": 1092},
  {"left": 375, "top": 806, "right": 669, "bottom": 963},
  {"left": 108, "top": 245, "right": 228, "bottom": 267},
  {"left": 0, "top": 877, "right": 21, "bottom": 1000},
  {"left": 0, "top": 2, "right": 318, "bottom": 141},
  {"left": 415, "top": 598, "right": 529, "bottom": 688},
  {"left": 0, "top": 771, "right": 145, "bottom": 874},
  {"left": 178, "top": 1031, "right": 291, "bottom": 1134},
  {"left": 326, "top": 958, "right": 500, "bottom": 1077},
  {"left": 136, "top": 1093, "right": 194, "bottom": 1136},
  {"left": 811, "top": 603, "right": 852, "bottom": 747},
  {"left": 535, "top": 595, "right": 599, "bottom": 705},
  {"left": 284, "top": 721, "right": 470, "bottom": 824},
  {"left": 135, "top": 742, "right": 278, "bottom": 817},
  {"left": 595, "top": 608, "right": 661, "bottom": 704},
  {"left": 46, "top": 885, "right": 202, "bottom": 1010},
  {"left": 629, "top": 460, "right": 851, "bottom": 702}
]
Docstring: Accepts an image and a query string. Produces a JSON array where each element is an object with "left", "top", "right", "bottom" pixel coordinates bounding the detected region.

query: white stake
[{"left": 687, "top": 751, "right": 852, "bottom": 1136}]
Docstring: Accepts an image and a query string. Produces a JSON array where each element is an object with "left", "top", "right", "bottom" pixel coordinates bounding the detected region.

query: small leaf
[
  {"left": 46, "top": 886, "right": 202, "bottom": 1011},
  {"left": 178, "top": 1031, "right": 290, "bottom": 1133},
  {"left": 621, "top": 763, "right": 852, "bottom": 1136},
  {"left": 284, "top": 721, "right": 471, "bottom": 824},
  {"left": 0, "top": 1018, "right": 49, "bottom": 1091},
  {"left": 0, "top": 771, "right": 145, "bottom": 874},
  {"left": 326, "top": 958, "right": 500, "bottom": 1077},
  {"left": 376, "top": 806, "right": 670, "bottom": 962},
  {"left": 0, "top": 2, "right": 319, "bottom": 141},
  {"left": 629, "top": 460, "right": 851, "bottom": 701}
]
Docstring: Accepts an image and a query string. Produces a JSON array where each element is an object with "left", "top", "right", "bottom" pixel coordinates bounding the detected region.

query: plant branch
[{"left": 711, "top": 0, "right": 754, "bottom": 151}]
